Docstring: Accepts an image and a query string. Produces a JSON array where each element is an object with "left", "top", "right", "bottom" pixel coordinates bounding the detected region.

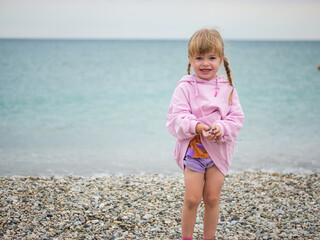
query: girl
[{"left": 166, "top": 28, "right": 244, "bottom": 239}]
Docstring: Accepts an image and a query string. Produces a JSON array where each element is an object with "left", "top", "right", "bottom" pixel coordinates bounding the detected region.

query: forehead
[{"left": 194, "top": 50, "right": 217, "bottom": 56}]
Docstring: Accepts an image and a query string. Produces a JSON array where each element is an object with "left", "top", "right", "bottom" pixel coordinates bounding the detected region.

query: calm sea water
[{"left": 0, "top": 39, "right": 319, "bottom": 176}]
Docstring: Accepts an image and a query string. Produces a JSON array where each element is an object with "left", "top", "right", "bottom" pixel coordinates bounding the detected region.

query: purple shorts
[{"left": 183, "top": 155, "right": 215, "bottom": 173}]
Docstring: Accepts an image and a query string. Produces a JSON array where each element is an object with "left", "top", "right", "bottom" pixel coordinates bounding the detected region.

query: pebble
[
  {"left": 79, "top": 215, "right": 85, "bottom": 223},
  {"left": 0, "top": 172, "right": 319, "bottom": 239}
]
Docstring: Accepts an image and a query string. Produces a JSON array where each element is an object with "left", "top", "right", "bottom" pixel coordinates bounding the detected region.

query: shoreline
[{"left": 0, "top": 171, "right": 319, "bottom": 239}]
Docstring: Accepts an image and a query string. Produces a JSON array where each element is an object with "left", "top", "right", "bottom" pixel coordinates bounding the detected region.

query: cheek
[
  {"left": 192, "top": 62, "right": 201, "bottom": 67},
  {"left": 191, "top": 62, "right": 199, "bottom": 69}
]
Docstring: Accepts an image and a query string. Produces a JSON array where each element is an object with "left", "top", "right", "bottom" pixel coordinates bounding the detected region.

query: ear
[{"left": 188, "top": 56, "right": 193, "bottom": 65}]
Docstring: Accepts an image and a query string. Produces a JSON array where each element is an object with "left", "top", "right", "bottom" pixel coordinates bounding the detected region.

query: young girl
[{"left": 166, "top": 28, "right": 244, "bottom": 239}]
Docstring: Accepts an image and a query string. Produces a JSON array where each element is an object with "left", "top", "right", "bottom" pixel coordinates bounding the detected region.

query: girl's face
[{"left": 189, "top": 50, "right": 223, "bottom": 80}]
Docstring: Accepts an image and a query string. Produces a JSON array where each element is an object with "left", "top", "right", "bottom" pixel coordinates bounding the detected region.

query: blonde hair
[{"left": 187, "top": 28, "right": 234, "bottom": 104}]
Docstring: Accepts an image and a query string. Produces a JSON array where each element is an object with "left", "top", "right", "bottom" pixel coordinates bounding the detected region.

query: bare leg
[
  {"left": 181, "top": 167, "right": 205, "bottom": 239},
  {"left": 202, "top": 165, "right": 225, "bottom": 239}
]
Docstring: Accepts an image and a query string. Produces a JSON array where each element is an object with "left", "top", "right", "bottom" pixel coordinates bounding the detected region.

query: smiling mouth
[{"left": 200, "top": 69, "right": 212, "bottom": 72}]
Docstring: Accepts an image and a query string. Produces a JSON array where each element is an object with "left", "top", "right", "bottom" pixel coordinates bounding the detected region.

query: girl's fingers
[
  {"left": 202, "top": 130, "right": 212, "bottom": 139},
  {"left": 204, "top": 125, "right": 210, "bottom": 131},
  {"left": 215, "top": 131, "right": 222, "bottom": 137},
  {"left": 203, "top": 125, "right": 223, "bottom": 141},
  {"left": 203, "top": 131, "right": 214, "bottom": 140},
  {"left": 202, "top": 131, "right": 209, "bottom": 138}
]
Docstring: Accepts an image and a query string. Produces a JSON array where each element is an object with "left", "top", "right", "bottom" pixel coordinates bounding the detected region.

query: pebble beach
[{"left": 0, "top": 172, "right": 319, "bottom": 240}]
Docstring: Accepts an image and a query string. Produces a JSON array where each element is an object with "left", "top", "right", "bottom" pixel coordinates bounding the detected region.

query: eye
[
  {"left": 210, "top": 57, "right": 217, "bottom": 60},
  {"left": 195, "top": 57, "right": 202, "bottom": 60}
]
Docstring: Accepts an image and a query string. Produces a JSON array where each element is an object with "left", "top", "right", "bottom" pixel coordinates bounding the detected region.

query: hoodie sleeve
[
  {"left": 214, "top": 88, "right": 244, "bottom": 142},
  {"left": 166, "top": 84, "right": 199, "bottom": 140}
]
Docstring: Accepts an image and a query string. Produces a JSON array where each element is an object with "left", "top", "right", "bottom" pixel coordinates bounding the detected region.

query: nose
[{"left": 203, "top": 59, "right": 209, "bottom": 66}]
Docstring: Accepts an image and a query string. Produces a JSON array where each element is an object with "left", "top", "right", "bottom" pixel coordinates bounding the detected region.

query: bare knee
[
  {"left": 203, "top": 193, "right": 220, "bottom": 208},
  {"left": 184, "top": 195, "right": 202, "bottom": 210}
]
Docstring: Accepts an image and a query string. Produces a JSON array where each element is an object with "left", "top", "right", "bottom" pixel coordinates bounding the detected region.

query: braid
[
  {"left": 187, "top": 62, "right": 191, "bottom": 75},
  {"left": 224, "top": 57, "right": 234, "bottom": 105},
  {"left": 223, "top": 57, "right": 233, "bottom": 86}
]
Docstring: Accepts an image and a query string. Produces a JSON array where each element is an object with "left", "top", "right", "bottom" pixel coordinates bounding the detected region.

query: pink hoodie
[{"left": 166, "top": 75, "right": 244, "bottom": 176}]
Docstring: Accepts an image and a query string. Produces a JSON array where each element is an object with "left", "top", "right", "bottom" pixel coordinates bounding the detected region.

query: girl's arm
[
  {"left": 213, "top": 88, "right": 244, "bottom": 142},
  {"left": 166, "top": 85, "right": 201, "bottom": 140}
]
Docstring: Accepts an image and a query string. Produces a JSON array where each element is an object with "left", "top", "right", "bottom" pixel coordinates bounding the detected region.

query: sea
[{"left": 0, "top": 39, "right": 319, "bottom": 177}]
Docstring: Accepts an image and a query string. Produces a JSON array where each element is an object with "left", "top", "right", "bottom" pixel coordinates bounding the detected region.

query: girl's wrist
[
  {"left": 195, "top": 123, "right": 203, "bottom": 134},
  {"left": 195, "top": 123, "right": 200, "bottom": 134}
]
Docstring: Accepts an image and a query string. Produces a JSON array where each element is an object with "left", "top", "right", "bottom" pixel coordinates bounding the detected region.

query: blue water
[{"left": 0, "top": 39, "right": 320, "bottom": 176}]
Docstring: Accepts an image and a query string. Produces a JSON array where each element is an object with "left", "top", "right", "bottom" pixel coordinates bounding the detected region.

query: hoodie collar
[
  {"left": 192, "top": 74, "right": 226, "bottom": 98},
  {"left": 193, "top": 75, "right": 227, "bottom": 84}
]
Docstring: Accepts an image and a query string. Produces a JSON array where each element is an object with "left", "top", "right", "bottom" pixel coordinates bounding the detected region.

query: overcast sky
[{"left": 0, "top": 0, "right": 320, "bottom": 40}]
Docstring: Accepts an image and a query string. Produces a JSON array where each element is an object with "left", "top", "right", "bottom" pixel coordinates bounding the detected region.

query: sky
[{"left": 0, "top": 0, "right": 320, "bottom": 40}]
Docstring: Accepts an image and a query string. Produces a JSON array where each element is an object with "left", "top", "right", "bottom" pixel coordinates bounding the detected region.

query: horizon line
[{"left": 0, "top": 37, "right": 320, "bottom": 42}]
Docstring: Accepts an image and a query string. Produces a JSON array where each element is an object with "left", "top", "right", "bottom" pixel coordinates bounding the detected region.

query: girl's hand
[
  {"left": 203, "top": 124, "right": 222, "bottom": 142},
  {"left": 198, "top": 124, "right": 216, "bottom": 141},
  {"left": 196, "top": 123, "right": 222, "bottom": 142},
  {"left": 211, "top": 124, "right": 222, "bottom": 141},
  {"left": 196, "top": 123, "right": 210, "bottom": 135}
]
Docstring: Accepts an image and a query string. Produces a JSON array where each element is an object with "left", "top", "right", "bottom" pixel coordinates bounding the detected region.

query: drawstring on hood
[
  {"left": 192, "top": 75, "right": 199, "bottom": 99},
  {"left": 192, "top": 74, "right": 222, "bottom": 99},
  {"left": 214, "top": 76, "right": 220, "bottom": 97}
]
